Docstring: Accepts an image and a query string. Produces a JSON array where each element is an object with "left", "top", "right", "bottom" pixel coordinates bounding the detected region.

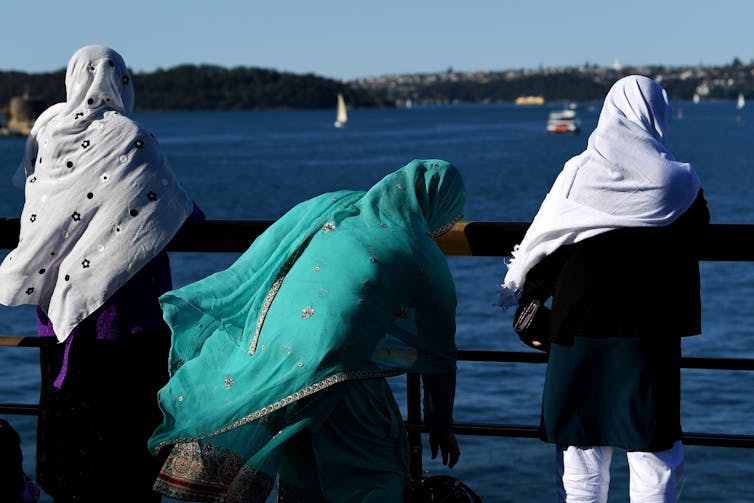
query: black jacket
[{"left": 515, "top": 189, "right": 709, "bottom": 345}]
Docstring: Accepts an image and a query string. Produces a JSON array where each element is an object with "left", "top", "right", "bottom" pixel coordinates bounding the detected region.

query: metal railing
[{"left": 2, "top": 218, "right": 754, "bottom": 480}]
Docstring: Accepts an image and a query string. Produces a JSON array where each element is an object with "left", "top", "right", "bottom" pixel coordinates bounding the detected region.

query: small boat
[
  {"left": 737, "top": 92, "right": 745, "bottom": 110},
  {"left": 546, "top": 108, "right": 580, "bottom": 134},
  {"left": 334, "top": 93, "right": 348, "bottom": 128},
  {"left": 693, "top": 93, "right": 700, "bottom": 104}
]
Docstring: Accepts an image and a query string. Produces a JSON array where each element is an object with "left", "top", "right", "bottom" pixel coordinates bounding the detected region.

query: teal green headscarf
[{"left": 148, "top": 159, "right": 465, "bottom": 499}]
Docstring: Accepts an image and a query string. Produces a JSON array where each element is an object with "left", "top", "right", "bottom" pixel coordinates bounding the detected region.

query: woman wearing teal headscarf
[{"left": 149, "top": 159, "right": 465, "bottom": 502}]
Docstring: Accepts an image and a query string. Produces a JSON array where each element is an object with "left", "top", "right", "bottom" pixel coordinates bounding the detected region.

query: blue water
[{"left": 2, "top": 102, "right": 754, "bottom": 502}]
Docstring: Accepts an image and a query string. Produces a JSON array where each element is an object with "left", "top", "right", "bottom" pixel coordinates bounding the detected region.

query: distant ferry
[
  {"left": 515, "top": 95, "right": 545, "bottom": 106},
  {"left": 546, "top": 107, "right": 580, "bottom": 134}
]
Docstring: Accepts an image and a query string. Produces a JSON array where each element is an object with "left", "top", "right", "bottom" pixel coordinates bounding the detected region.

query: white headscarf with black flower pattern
[{"left": 0, "top": 45, "right": 193, "bottom": 342}]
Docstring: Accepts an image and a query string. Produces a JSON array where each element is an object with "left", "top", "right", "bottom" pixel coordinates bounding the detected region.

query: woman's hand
[{"left": 429, "top": 425, "right": 460, "bottom": 469}]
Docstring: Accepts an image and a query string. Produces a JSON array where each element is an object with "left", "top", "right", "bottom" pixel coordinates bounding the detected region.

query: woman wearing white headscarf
[
  {"left": 0, "top": 45, "right": 200, "bottom": 502},
  {"left": 500, "top": 75, "right": 708, "bottom": 502}
]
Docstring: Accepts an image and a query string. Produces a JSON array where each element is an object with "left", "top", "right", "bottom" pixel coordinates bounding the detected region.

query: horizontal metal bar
[
  {"left": 2, "top": 338, "right": 753, "bottom": 370},
  {"left": 0, "top": 336, "right": 41, "bottom": 347},
  {"left": 4, "top": 402, "right": 753, "bottom": 451},
  {"left": 458, "top": 350, "right": 548, "bottom": 363},
  {"left": 410, "top": 422, "right": 754, "bottom": 449},
  {"left": 457, "top": 350, "right": 754, "bottom": 371},
  {"left": 2, "top": 219, "right": 754, "bottom": 259},
  {"left": 681, "top": 357, "right": 754, "bottom": 371},
  {"left": 0, "top": 403, "right": 39, "bottom": 416},
  {"left": 682, "top": 432, "right": 754, "bottom": 449}
]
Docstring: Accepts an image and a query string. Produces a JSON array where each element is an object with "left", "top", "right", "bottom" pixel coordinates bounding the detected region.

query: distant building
[{"left": 5, "top": 94, "right": 46, "bottom": 136}]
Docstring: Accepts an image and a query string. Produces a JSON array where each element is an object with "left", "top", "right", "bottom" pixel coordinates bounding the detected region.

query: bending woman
[
  {"left": 500, "top": 75, "right": 709, "bottom": 502},
  {"left": 149, "top": 159, "right": 465, "bottom": 502}
]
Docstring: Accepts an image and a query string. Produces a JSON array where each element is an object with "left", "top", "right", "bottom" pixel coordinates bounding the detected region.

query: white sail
[
  {"left": 334, "top": 93, "right": 348, "bottom": 128},
  {"left": 737, "top": 92, "right": 745, "bottom": 110}
]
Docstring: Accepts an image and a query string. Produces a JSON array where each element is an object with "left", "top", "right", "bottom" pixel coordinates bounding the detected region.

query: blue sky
[{"left": 2, "top": 0, "right": 752, "bottom": 80}]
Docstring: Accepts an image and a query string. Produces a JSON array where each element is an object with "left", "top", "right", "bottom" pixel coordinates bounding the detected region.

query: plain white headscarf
[
  {"left": 499, "top": 75, "right": 701, "bottom": 308},
  {"left": 0, "top": 45, "right": 193, "bottom": 341}
]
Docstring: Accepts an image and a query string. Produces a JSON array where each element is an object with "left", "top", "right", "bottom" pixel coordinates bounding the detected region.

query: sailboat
[
  {"left": 737, "top": 92, "right": 745, "bottom": 110},
  {"left": 334, "top": 93, "right": 348, "bottom": 128}
]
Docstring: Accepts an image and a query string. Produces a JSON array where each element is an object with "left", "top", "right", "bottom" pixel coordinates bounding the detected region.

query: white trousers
[{"left": 556, "top": 442, "right": 684, "bottom": 503}]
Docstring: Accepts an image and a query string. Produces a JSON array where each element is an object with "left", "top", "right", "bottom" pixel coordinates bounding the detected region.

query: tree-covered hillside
[{"left": 0, "top": 65, "right": 388, "bottom": 112}]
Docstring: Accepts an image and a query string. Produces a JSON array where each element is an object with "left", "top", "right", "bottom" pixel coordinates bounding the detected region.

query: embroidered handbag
[{"left": 513, "top": 298, "right": 551, "bottom": 352}]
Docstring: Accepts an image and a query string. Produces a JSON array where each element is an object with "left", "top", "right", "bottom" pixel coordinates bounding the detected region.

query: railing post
[{"left": 406, "top": 372, "right": 423, "bottom": 481}]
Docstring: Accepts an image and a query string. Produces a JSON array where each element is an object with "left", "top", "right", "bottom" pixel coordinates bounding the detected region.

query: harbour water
[{"left": 1, "top": 101, "right": 754, "bottom": 501}]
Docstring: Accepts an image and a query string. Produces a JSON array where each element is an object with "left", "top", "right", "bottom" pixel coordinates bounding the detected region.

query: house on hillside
[{"left": 1, "top": 94, "right": 46, "bottom": 136}]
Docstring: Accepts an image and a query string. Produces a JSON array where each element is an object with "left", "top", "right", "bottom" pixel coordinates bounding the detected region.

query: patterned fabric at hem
[
  {"left": 153, "top": 367, "right": 404, "bottom": 453},
  {"left": 154, "top": 441, "right": 274, "bottom": 503}
]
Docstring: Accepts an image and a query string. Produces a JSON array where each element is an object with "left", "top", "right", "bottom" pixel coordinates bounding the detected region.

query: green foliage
[
  {"left": 0, "top": 70, "right": 66, "bottom": 109},
  {"left": 0, "top": 65, "right": 389, "bottom": 112},
  {"left": 2, "top": 62, "right": 753, "bottom": 113}
]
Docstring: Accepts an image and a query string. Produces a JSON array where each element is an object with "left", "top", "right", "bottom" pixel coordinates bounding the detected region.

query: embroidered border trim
[
  {"left": 212, "top": 368, "right": 403, "bottom": 437},
  {"left": 429, "top": 212, "right": 464, "bottom": 238},
  {"left": 247, "top": 276, "right": 283, "bottom": 355},
  {"left": 154, "top": 368, "right": 403, "bottom": 453},
  {"left": 247, "top": 234, "right": 313, "bottom": 355}
]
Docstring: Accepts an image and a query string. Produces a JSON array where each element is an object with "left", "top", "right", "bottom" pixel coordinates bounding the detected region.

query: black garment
[
  {"left": 0, "top": 418, "right": 26, "bottom": 502},
  {"left": 34, "top": 207, "right": 204, "bottom": 502},
  {"left": 514, "top": 189, "right": 709, "bottom": 451},
  {"left": 516, "top": 189, "right": 709, "bottom": 345},
  {"left": 37, "top": 331, "right": 169, "bottom": 503}
]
